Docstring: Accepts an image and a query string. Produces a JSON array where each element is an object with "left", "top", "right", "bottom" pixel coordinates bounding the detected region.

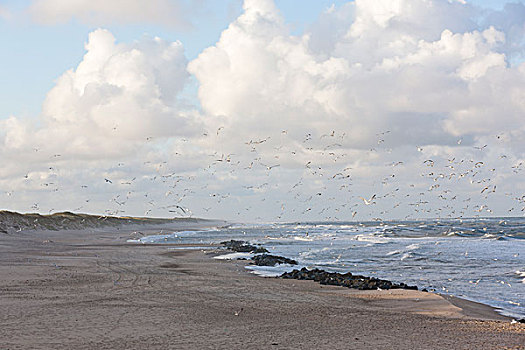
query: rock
[
  {"left": 220, "top": 240, "right": 269, "bottom": 253},
  {"left": 251, "top": 254, "right": 298, "bottom": 266},
  {"left": 281, "top": 267, "right": 418, "bottom": 291}
]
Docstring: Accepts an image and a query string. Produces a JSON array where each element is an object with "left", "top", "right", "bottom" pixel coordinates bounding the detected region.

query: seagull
[
  {"left": 474, "top": 161, "right": 484, "bottom": 168},
  {"left": 321, "top": 130, "right": 335, "bottom": 138},
  {"left": 359, "top": 194, "right": 376, "bottom": 205},
  {"left": 173, "top": 205, "right": 187, "bottom": 214}
]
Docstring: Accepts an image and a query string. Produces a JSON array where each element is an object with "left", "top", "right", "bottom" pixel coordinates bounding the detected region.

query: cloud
[
  {"left": 28, "top": 0, "right": 191, "bottom": 28},
  {"left": 189, "top": 0, "right": 525, "bottom": 150},
  {"left": 1, "top": 28, "right": 197, "bottom": 159},
  {"left": 184, "top": 0, "right": 525, "bottom": 220},
  {"left": 0, "top": 28, "right": 209, "bottom": 217},
  {"left": 482, "top": 2, "right": 525, "bottom": 63},
  {"left": 3, "top": 0, "right": 525, "bottom": 221}
]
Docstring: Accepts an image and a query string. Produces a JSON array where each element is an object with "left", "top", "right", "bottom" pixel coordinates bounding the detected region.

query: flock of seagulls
[{"left": 5, "top": 125, "right": 525, "bottom": 222}]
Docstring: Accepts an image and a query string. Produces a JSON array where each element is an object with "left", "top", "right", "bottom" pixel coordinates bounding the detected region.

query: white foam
[
  {"left": 137, "top": 235, "right": 173, "bottom": 243},
  {"left": 386, "top": 250, "right": 401, "bottom": 256},
  {"left": 353, "top": 234, "right": 389, "bottom": 244},
  {"left": 293, "top": 236, "right": 314, "bottom": 242},
  {"left": 482, "top": 233, "right": 500, "bottom": 239},
  {"left": 406, "top": 243, "right": 420, "bottom": 250},
  {"left": 516, "top": 270, "right": 525, "bottom": 283},
  {"left": 167, "top": 246, "right": 212, "bottom": 250},
  {"left": 245, "top": 264, "right": 297, "bottom": 277},
  {"left": 400, "top": 252, "right": 413, "bottom": 261},
  {"left": 214, "top": 252, "right": 253, "bottom": 260}
]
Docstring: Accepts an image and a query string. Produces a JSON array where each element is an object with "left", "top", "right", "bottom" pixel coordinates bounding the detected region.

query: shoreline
[
  {"left": 215, "top": 244, "right": 514, "bottom": 323},
  {"left": 216, "top": 239, "right": 522, "bottom": 321},
  {"left": 1, "top": 226, "right": 523, "bottom": 349}
]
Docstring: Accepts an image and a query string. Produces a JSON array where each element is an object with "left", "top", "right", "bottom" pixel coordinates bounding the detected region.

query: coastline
[{"left": 1, "top": 225, "right": 523, "bottom": 349}]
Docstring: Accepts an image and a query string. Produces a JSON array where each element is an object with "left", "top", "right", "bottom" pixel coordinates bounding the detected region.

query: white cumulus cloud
[
  {"left": 1, "top": 28, "right": 197, "bottom": 160},
  {"left": 189, "top": 0, "right": 525, "bottom": 151}
]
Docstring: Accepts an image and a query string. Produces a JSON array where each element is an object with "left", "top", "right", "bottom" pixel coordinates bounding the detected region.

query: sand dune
[{"left": 0, "top": 210, "right": 222, "bottom": 234}]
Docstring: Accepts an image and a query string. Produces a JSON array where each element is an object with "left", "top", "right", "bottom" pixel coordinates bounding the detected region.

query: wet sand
[{"left": 0, "top": 226, "right": 523, "bottom": 349}]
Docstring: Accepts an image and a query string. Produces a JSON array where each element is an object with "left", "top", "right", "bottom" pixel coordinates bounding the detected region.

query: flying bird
[{"left": 359, "top": 194, "right": 376, "bottom": 205}]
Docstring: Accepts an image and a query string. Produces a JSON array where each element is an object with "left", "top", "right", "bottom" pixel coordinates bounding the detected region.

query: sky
[{"left": 1, "top": 0, "right": 525, "bottom": 222}]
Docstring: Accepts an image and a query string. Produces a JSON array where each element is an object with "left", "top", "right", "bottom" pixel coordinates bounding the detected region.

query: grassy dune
[{"left": 0, "top": 210, "right": 208, "bottom": 234}]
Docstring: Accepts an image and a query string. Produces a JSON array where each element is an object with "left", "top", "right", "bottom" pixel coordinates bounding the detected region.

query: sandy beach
[{"left": 1, "top": 225, "right": 523, "bottom": 350}]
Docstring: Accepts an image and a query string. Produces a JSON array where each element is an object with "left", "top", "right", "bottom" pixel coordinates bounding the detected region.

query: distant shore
[
  {"left": 0, "top": 224, "right": 523, "bottom": 349},
  {"left": 0, "top": 210, "right": 224, "bottom": 234}
]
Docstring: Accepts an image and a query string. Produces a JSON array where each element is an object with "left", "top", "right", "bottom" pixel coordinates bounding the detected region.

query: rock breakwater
[
  {"left": 220, "top": 240, "right": 419, "bottom": 290},
  {"left": 281, "top": 267, "right": 419, "bottom": 291}
]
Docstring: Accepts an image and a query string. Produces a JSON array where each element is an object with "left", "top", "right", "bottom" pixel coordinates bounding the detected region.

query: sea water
[{"left": 134, "top": 218, "right": 525, "bottom": 319}]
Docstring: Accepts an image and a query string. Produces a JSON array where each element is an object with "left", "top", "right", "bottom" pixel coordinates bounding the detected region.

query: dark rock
[
  {"left": 251, "top": 254, "right": 297, "bottom": 266},
  {"left": 281, "top": 267, "right": 418, "bottom": 291},
  {"left": 253, "top": 246, "right": 269, "bottom": 254},
  {"left": 220, "top": 240, "right": 269, "bottom": 253}
]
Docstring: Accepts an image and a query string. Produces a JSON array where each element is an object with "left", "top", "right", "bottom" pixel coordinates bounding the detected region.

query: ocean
[{"left": 133, "top": 217, "right": 525, "bottom": 319}]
